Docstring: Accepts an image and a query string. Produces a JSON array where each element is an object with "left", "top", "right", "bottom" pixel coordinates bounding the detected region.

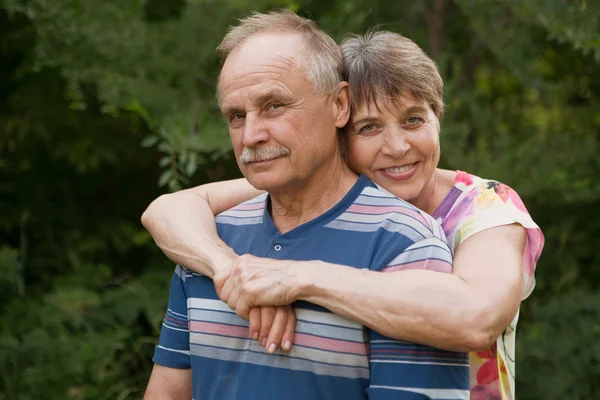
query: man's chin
[{"left": 244, "top": 171, "right": 288, "bottom": 193}]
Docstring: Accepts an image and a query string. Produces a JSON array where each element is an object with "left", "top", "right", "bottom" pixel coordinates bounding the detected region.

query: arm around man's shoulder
[{"left": 369, "top": 202, "right": 453, "bottom": 275}]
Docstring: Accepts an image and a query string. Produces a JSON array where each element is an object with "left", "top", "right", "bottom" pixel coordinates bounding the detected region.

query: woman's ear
[{"left": 333, "top": 81, "right": 351, "bottom": 128}]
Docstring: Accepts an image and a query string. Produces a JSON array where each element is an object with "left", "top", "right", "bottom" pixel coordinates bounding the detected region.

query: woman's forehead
[{"left": 350, "top": 94, "right": 429, "bottom": 119}]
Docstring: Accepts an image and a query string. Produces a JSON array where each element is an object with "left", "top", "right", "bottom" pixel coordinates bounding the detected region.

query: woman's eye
[
  {"left": 405, "top": 116, "right": 424, "bottom": 125},
  {"left": 359, "top": 124, "right": 377, "bottom": 133}
]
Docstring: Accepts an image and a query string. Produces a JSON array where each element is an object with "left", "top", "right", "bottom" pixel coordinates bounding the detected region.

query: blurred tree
[{"left": 0, "top": 0, "right": 598, "bottom": 399}]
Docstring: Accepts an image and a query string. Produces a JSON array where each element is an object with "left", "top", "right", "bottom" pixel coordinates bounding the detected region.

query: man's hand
[{"left": 213, "top": 254, "right": 300, "bottom": 353}]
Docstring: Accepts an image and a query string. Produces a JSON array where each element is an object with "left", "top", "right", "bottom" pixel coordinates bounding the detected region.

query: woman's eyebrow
[
  {"left": 403, "top": 106, "right": 428, "bottom": 115},
  {"left": 352, "top": 116, "right": 378, "bottom": 125}
]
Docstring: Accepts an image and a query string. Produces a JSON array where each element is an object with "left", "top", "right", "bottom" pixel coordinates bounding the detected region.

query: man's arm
[
  {"left": 144, "top": 365, "right": 191, "bottom": 400},
  {"left": 220, "top": 224, "right": 526, "bottom": 352},
  {"left": 149, "top": 266, "right": 193, "bottom": 397},
  {"left": 141, "top": 178, "right": 263, "bottom": 278}
]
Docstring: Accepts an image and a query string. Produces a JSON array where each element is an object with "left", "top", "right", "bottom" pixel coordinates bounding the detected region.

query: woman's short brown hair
[{"left": 340, "top": 31, "right": 444, "bottom": 120}]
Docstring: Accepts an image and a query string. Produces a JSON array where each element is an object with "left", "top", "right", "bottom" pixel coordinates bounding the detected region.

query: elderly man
[{"left": 144, "top": 11, "right": 469, "bottom": 400}]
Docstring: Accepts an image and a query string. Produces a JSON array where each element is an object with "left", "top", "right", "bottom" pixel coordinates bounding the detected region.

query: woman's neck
[{"left": 411, "top": 168, "right": 457, "bottom": 215}]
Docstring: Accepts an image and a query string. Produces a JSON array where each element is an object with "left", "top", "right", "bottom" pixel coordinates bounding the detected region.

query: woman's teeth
[{"left": 384, "top": 164, "right": 415, "bottom": 173}]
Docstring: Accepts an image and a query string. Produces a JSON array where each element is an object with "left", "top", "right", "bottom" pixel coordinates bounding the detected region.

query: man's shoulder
[
  {"left": 325, "top": 182, "right": 445, "bottom": 243},
  {"left": 215, "top": 193, "right": 267, "bottom": 226}
]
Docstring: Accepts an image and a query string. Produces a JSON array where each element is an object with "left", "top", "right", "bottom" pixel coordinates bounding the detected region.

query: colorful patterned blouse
[{"left": 431, "top": 170, "right": 545, "bottom": 400}]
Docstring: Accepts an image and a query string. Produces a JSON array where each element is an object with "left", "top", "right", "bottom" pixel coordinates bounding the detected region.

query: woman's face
[{"left": 346, "top": 95, "right": 441, "bottom": 204}]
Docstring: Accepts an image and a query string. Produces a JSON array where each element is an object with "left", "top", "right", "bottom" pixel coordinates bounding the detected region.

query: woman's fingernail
[
  {"left": 283, "top": 340, "right": 291, "bottom": 350},
  {"left": 260, "top": 338, "right": 266, "bottom": 347},
  {"left": 268, "top": 343, "right": 277, "bottom": 353},
  {"left": 252, "top": 332, "right": 258, "bottom": 340}
]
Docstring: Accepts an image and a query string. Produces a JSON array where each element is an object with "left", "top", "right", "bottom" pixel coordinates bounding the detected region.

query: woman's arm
[
  {"left": 221, "top": 224, "right": 526, "bottom": 353},
  {"left": 299, "top": 223, "right": 526, "bottom": 352},
  {"left": 141, "top": 178, "right": 264, "bottom": 278},
  {"left": 142, "top": 179, "right": 297, "bottom": 353}
]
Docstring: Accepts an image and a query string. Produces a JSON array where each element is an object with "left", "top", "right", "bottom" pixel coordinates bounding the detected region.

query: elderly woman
[{"left": 142, "top": 31, "right": 544, "bottom": 399}]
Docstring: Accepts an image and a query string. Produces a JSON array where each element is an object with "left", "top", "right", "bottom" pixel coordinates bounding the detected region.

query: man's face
[{"left": 218, "top": 32, "right": 342, "bottom": 193}]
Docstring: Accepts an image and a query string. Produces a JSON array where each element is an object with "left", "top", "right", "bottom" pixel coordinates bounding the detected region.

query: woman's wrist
[
  {"left": 205, "top": 241, "right": 237, "bottom": 278},
  {"left": 294, "top": 261, "right": 332, "bottom": 302}
]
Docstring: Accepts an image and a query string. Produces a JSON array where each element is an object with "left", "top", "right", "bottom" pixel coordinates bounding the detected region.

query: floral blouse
[{"left": 431, "top": 171, "right": 545, "bottom": 400}]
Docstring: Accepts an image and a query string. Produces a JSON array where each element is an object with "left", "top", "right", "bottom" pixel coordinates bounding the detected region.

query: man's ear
[{"left": 332, "top": 81, "right": 350, "bottom": 128}]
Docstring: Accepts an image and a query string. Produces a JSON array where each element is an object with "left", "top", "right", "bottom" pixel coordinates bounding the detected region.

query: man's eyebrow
[
  {"left": 220, "top": 89, "right": 292, "bottom": 116},
  {"left": 221, "top": 104, "right": 241, "bottom": 117},
  {"left": 254, "top": 88, "right": 291, "bottom": 104}
]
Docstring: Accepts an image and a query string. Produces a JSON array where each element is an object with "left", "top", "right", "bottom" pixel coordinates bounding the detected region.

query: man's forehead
[
  {"left": 225, "top": 32, "right": 306, "bottom": 71},
  {"left": 218, "top": 32, "right": 309, "bottom": 107}
]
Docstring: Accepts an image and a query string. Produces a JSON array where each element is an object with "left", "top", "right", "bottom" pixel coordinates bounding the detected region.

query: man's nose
[
  {"left": 241, "top": 113, "right": 270, "bottom": 148},
  {"left": 380, "top": 128, "right": 410, "bottom": 158}
]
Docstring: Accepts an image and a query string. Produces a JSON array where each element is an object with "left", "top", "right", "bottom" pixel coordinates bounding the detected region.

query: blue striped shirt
[{"left": 153, "top": 175, "right": 469, "bottom": 399}]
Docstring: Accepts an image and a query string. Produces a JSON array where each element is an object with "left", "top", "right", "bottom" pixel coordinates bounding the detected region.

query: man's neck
[{"left": 269, "top": 158, "right": 358, "bottom": 234}]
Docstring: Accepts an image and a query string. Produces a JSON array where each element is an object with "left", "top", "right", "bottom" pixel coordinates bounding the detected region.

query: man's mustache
[{"left": 240, "top": 146, "right": 290, "bottom": 164}]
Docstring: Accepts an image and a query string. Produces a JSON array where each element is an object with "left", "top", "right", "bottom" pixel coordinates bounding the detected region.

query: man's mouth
[{"left": 245, "top": 155, "right": 286, "bottom": 165}]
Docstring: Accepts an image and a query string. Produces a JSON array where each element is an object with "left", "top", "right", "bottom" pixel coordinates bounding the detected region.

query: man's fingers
[
  {"left": 281, "top": 306, "right": 296, "bottom": 351},
  {"left": 266, "top": 306, "right": 290, "bottom": 354},
  {"left": 259, "top": 307, "right": 276, "bottom": 348},
  {"left": 248, "top": 307, "right": 261, "bottom": 341}
]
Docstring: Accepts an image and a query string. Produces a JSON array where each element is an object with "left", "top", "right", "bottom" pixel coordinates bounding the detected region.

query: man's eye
[
  {"left": 230, "top": 113, "right": 245, "bottom": 121},
  {"left": 267, "top": 103, "right": 282, "bottom": 111}
]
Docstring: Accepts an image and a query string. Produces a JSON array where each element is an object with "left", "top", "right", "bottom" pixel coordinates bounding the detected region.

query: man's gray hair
[
  {"left": 340, "top": 31, "right": 445, "bottom": 120},
  {"left": 216, "top": 10, "right": 343, "bottom": 101}
]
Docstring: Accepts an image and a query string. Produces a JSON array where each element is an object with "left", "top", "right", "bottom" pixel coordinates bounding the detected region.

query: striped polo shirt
[{"left": 153, "top": 175, "right": 470, "bottom": 399}]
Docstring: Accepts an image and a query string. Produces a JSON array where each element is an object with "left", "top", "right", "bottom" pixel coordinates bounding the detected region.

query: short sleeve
[
  {"left": 366, "top": 216, "right": 469, "bottom": 397},
  {"left": 367, "top": 329, "right": 470, "bottom": 399},
  {"left": 368, "top": 240, "right": 468, "bottom": 398},
  {"left": 382, "top": 237, "right": 453, "bottom": 274},
  {"left": 450, "top": 181, "right": 544, "bottom": 299},
  {"left": 152, "top": 265, "right": 191, "bottom": 369},
  {"left": 368, "top": 204, "right": 453, "bottom": 274}
]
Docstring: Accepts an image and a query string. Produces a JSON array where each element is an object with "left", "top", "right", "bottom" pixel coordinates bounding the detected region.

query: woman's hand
[
  {"left": 213, "top": 255, "right": 302, "bottom": 354},
  {"left": 248, "top": 306, "right": 296, "bottom": 353},
  {"left": 215, "top": 254, "right": 304, "bottom": 318}
]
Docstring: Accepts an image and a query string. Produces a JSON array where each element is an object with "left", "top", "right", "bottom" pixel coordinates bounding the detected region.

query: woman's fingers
[
  {"left": 249, "top": 306, "right": 295, "bottom": 353},
  {"left": 259, "top": 307, "right": 276, "bottom": 348},
  {"left": 248, "top": 307, "right": 261, "bottom": 341},
  {"left": 281, "top": 306, "right": 296, "bottom": 351},
  {"left": 266, "top": 306, "right": 294, "bottom": 354}
]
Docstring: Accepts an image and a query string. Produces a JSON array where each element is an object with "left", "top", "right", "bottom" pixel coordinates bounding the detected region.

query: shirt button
[{"left": 274, "top": 245, "right": 282, "bottom": 251}]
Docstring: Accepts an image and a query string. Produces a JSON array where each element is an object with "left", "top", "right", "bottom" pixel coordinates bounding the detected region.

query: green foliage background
[{"left": 0, "top": 0, "right": 598, "bottom": 398}]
